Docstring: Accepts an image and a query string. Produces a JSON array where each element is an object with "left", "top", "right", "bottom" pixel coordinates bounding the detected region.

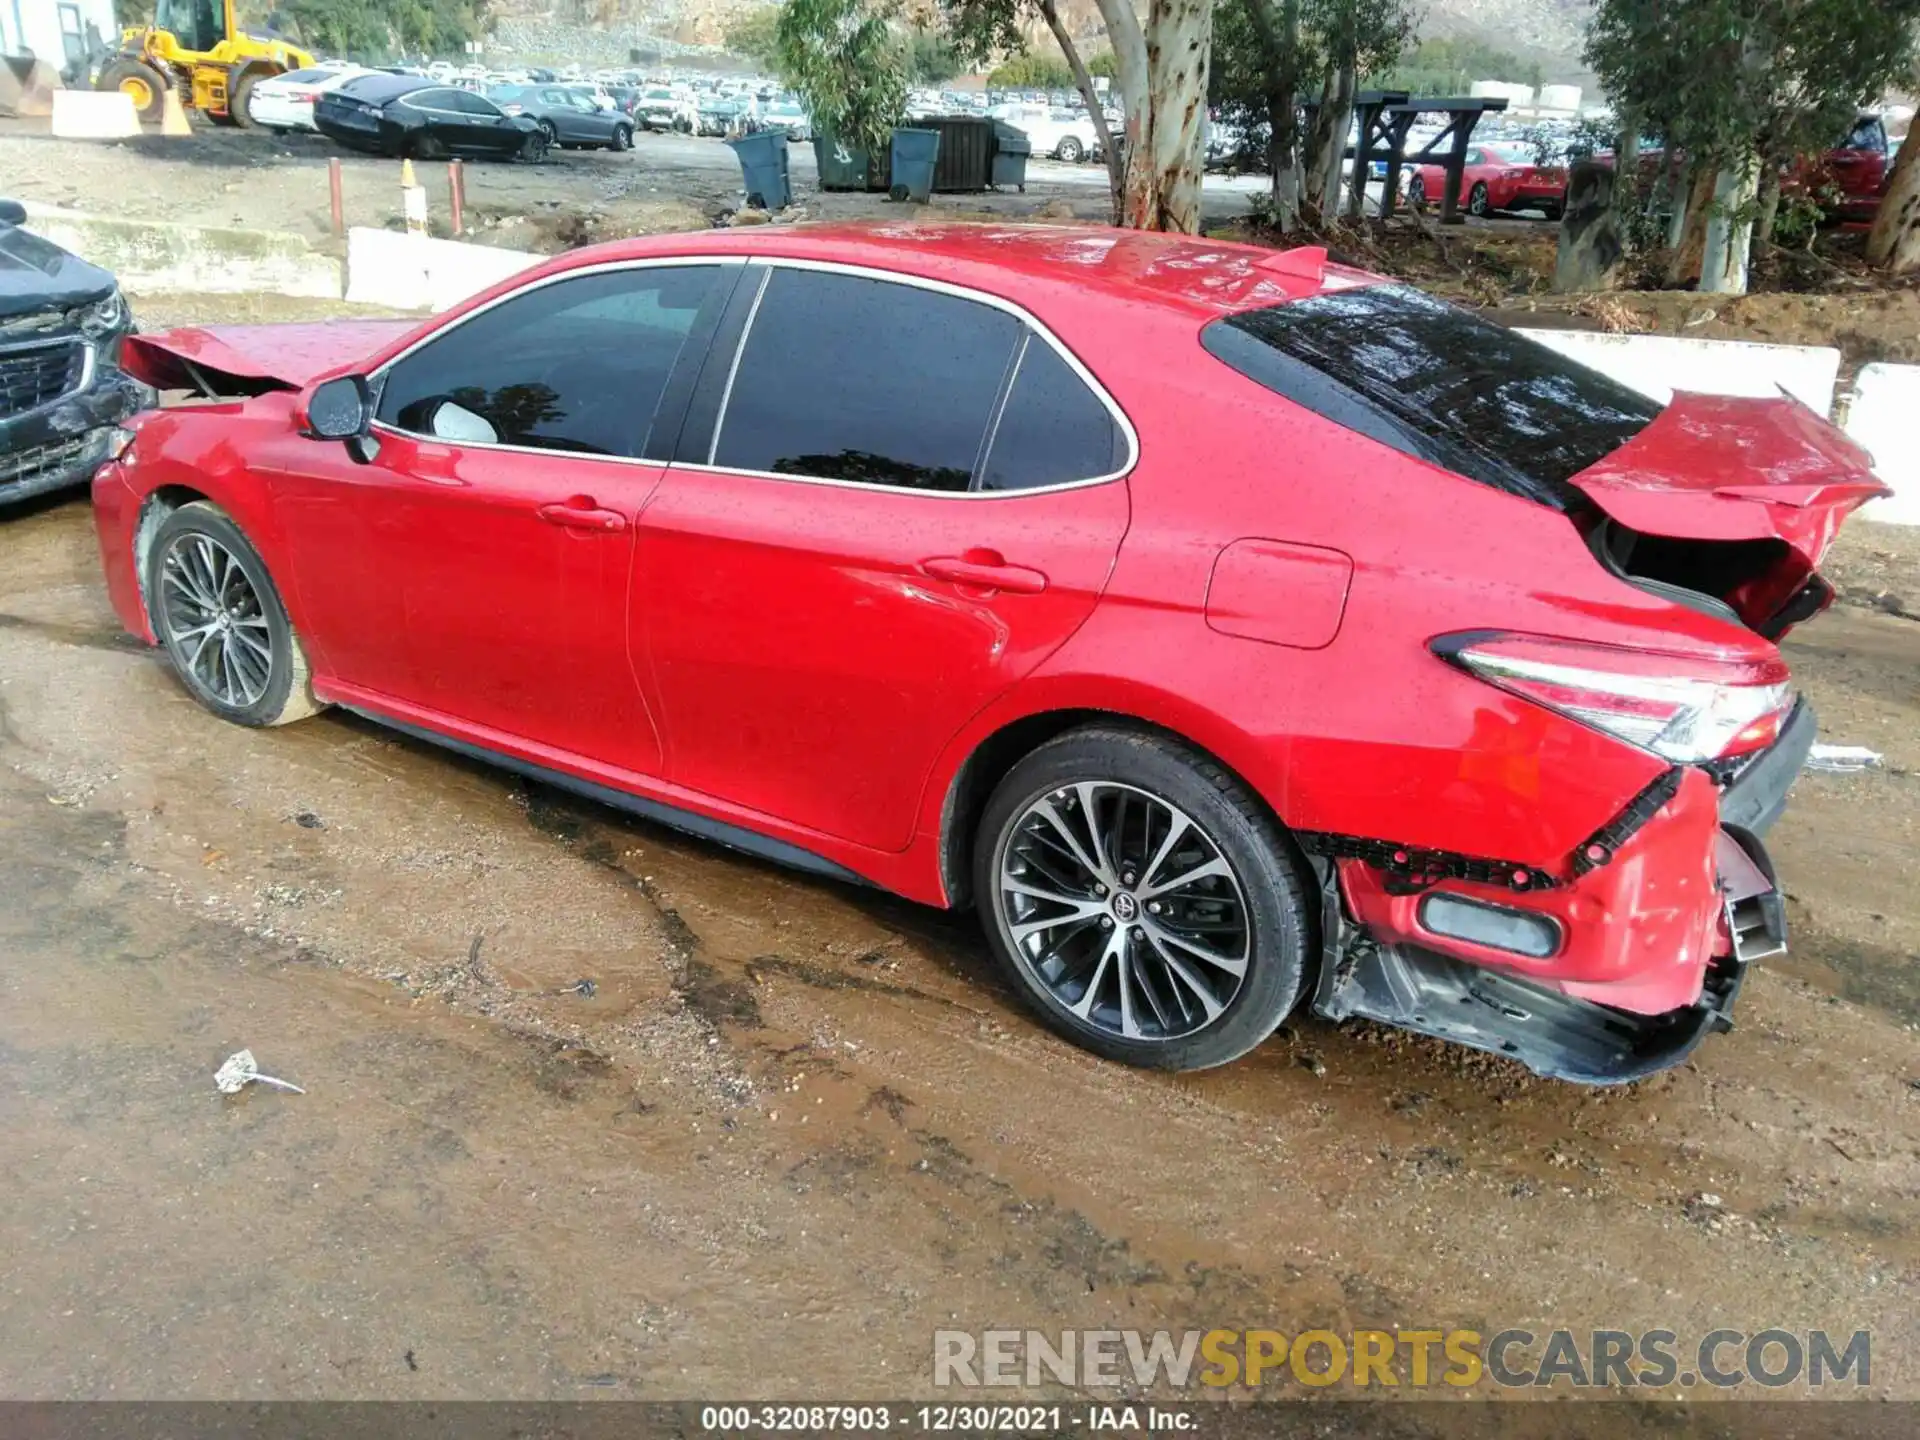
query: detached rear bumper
[{"left": 1318, "top": 705, "right": 1814, "bottom": 1083}]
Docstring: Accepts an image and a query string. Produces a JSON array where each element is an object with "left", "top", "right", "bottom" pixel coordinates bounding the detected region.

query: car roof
[
  {"left": 525, "top": 223, "right": 1376, "bottom": 321},
  {"left": 340, "top": 72, "right": 430, "bottom": 101}
]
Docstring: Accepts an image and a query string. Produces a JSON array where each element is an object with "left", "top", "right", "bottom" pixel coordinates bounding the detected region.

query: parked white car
[
  {"left": 988, "top": 103, "right": 1101, "bottom": 163},
  {"left": 245, "top": 66, "right": 366, "bottom": 132},
  {"left": 635, "top": 85, "right": 698, "bottom": 132}
]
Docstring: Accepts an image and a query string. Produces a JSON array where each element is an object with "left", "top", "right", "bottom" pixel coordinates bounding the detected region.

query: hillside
[{"left": 486, "top": 0, "right": 1598, "bottom": 81}]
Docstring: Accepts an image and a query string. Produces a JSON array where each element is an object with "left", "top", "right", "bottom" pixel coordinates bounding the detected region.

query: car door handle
[
  {"left": 537, "top": 499, "right": 627, "bottom": 532},
  {"left": 919, "top": 553, "right": 1048, "bottom": 594}
]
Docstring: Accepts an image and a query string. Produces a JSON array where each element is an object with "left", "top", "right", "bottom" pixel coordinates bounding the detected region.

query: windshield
[{"left": 1201, "top": 284, "right": 1663, "bottom": 509}]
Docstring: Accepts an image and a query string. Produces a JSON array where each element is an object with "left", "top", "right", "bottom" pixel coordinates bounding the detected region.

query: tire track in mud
[{"left": 503, "top": 778, "right": 1399, "bottom": 1337}]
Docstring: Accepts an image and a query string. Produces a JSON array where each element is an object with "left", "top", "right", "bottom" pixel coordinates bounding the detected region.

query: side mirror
[
  {"left": 0, "top": 198, "right": 27, "bottom": 227},
  {"left": 303, "top": 374, "right": 373, "bottom": 440}
]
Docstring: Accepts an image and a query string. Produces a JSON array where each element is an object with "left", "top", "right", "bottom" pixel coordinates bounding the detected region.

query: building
[{"left": 1, "top": 0, "right": 118, "bottom": 81}]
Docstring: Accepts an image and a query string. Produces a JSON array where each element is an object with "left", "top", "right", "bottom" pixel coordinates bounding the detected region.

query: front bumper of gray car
[{"left": 2, "top": 320, "right": 147, "bottom": 507}]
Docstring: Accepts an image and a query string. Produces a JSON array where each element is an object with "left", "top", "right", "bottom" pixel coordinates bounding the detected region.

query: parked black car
[
  {"left": 315, "top": 74, "right": 545, "bottom": 162},
  {"left": 488, "top": 84, "right": 634, "bottom": 151},
  {"left": 0, "top": 199, "right": 142, "bottom": 508}
]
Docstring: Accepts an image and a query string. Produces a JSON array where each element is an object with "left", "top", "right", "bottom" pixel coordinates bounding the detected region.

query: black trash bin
[
  {"left": 927, "top": 115, "right": 994, "bottom": 192},
  {"left": 991, "top": 121, "right": 1032, "bottom": 193}
]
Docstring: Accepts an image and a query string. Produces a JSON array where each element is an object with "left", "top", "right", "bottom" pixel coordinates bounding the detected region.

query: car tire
[
  {"left": 1406, "top": 175, "right": 1426, "bottom": 207},
  {"left": 1056, "top": 136, "right": 1084, "bottom": 164},
  {"left": 1469, "top": 181, "right": 1491, "bottom": 216},
  {"left": 98, "top": 57, "right": 170, "bottom": 125},
  {"left": 147, "top": 502, "right": 322, "bottom": 729},
  {"left": 411, "top": 130, "right": 446, "bottom": 161},
  {"left": 229, "top": 72, "right": 263, "bottom": 129},
  {"left": 520, "top": 130, "right": 550, "bottom": 163},
  {"left": 537, "top": 119, "right": 558, "bottom": 147},
  {"left": 973, "top": 726, "right": 1314, "bottom": 1071},
  {"left": 611, "top": 123, "right": 633, "bottom": 151}
]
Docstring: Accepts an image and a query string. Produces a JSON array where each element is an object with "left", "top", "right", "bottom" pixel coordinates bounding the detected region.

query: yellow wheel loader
[{"left": 95, "top": 0, "right": 314, "bottom": 128}]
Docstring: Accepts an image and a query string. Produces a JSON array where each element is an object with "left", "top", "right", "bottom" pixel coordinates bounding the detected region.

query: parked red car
[
  {"left": 1406, "top": 141, "right": 1568, "bottom": 218},
  {"left": 1794, "top": 114, "right": 1893, "bottom": 223},
  {"left": 93, "top": 225, "right": 1887, "bottom": 1083},
  {"left": 1592, "top": 115, "right": 1893, "bottom": 224}
]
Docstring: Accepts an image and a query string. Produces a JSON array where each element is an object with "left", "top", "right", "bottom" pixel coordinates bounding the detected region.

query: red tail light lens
[{"left": 1442, "top": 633, "right": 1795, "bottom": 763}]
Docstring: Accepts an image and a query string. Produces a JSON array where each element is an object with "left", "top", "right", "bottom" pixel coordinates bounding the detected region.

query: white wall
[
  {"left": 1847, "top": 364, "right": 1920, "bottom": 526},
  {"left": 1515, "top": 329, "right": 1841, "bottom": 415},
  {"left": 345, "top": 226, "right": 542, "bottom": 312}
]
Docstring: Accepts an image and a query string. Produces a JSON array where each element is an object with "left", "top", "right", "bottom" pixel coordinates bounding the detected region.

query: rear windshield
[
  {"left": 340, "top": 73, "right": 427, "bottom": 101},
  {"left": 1201, "top": 284, "right": 1663, "bottom": 509}
]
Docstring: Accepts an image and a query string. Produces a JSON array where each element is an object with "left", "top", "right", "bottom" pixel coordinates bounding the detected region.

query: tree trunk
[
  {"left": 1752, "top": 164, "right": 1781, "bottom": 251},
  {"left": 1038, "top": 0, "right": 1122, "bottom": 223},
  {"left": 1699, "top": 152, "right": 1758, "bottom": 295},
  {"left": 1092, "top": 0, "right": 1150, "bottom": 221},
  {"left": 1241, "top": 0, "right": 1302, "bottom": 232},
  {"left": 1866, "top": 123, "right": 1920, "bottom": 273},
  {"left": 1665, "top": 164, "right": 1714, "bottom": 284},
  {"left": 1616, "top": 127, "right": 1640, "bottom": 213},
  {"left": 1110, "top": 0, "right": 1213, "bottom": 232},
  {"left": 1661, "top": 153, "right": 1688, "bottom": 244},
  {"left": 1301, "top": 62, "right": 1354, "bottom": 218}
]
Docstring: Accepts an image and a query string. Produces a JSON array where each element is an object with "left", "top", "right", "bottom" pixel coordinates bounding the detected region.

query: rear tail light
[
  {"left": 1439, "top": 633, "right": 1795, "bottom": 764},
  {"left": 292, "top": 94, "right": 316, "bottom": 104}
]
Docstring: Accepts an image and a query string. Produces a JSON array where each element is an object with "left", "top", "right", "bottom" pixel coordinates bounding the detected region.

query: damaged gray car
[{"left": 1, "top": 198, "right": 143, "bottom": 507}]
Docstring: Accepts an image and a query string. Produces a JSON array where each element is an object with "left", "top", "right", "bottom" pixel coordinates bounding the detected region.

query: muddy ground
[{"left": 1, "top": 343, "right": 1918, "bottom": 1401}]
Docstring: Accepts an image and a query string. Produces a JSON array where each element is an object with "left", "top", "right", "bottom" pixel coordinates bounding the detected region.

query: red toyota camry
[{"left": 93, "top": 224, "right": 1886, "bottom": 1083}]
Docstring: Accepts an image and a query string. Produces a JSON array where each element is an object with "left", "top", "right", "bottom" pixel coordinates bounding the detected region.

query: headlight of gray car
[{"left": 71, "top": 289, "right": 129, "bottom": 340}]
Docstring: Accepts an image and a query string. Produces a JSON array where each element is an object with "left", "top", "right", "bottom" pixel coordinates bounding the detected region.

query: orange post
[
  {"left": 448, "top": 159, "right": 465, "bottom": 237},
  {"left": 328, "top": 157, "right": 343, "bottom": 237}
]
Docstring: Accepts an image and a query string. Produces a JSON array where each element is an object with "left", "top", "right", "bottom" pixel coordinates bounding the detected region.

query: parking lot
[{"left": 0, "top": 119, "right": 1269, "bottom": 253}]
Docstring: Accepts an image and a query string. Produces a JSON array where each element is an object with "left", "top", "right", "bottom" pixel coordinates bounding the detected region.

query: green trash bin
[
  {"left": 888, "top": 127, "right": 941, "bottom": 203},
  {"left": 812, "top": 133, "right": 875, "bottom": 191},
  {"left": 990, "top": 122, "right": 1032, "bottom": 192},
  {"left": 726, "top": 130, "right": 791, "bottom": 210}
]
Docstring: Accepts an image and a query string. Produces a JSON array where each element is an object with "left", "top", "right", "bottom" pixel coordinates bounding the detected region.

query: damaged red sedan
[{"left": 92, "top": 224, "right": 1887, "bottom": 1083}]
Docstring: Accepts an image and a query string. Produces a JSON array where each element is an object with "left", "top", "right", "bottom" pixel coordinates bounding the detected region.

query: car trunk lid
[
  {"left": 1566, "top": 392, "right": 1889, "bottom": 633},
  {"left": 121, "top": 321, "right": 418, "bottom": 395}
]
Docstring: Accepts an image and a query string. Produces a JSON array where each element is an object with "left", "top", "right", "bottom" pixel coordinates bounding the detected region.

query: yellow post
[{"left": 399, "top": 158, "right": 427, "bottom": 236}]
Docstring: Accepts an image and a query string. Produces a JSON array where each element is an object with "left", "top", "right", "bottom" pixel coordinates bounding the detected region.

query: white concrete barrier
[
  {"left": 1846, "top": 363, "right": 1920, "bottom": 526},
  {"left": 23, "top": 204, "right": 342, "bottom": 298},
  {"left": 1515, "top": 329, "right": 1842, "bottom": 416},
  {"left": 49, "top": 89, "right": 141, "bottom": 139},
  {"left": 345, "top": 227, "right": 543, "bottom": 312}
]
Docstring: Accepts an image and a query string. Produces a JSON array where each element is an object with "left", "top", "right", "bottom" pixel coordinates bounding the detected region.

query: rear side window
[
  {"left": 980, "top": 338, "right": 1123, "bottom": 491},
  {"left": 377, "top": 265, "right": 718, "bottom": 457},
  {"left": 712, "top": 269, "right": 1021, "bottom": 492},
  {"left": 1201, "top": 284, "right": 1662, "bottom": 508}
]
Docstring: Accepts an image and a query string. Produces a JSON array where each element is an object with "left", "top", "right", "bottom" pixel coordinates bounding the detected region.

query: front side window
[
  {"left": 710, "top": 270, "right": 1021, "bottom": 492},
  {"left": 377, "top": 266, "right": 719, "bottom": 457},
  {"left": 1201, "top": 283, "right": 1662, "bottom": 509}
]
